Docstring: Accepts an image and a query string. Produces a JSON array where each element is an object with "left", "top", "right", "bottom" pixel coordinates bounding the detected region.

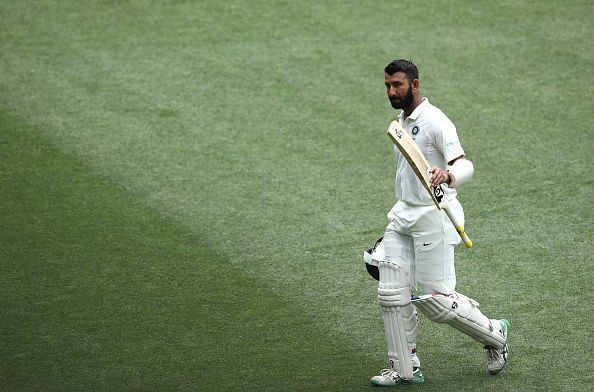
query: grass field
[{"left": 1, "top": 0, "right": 592, "bottom": 391}]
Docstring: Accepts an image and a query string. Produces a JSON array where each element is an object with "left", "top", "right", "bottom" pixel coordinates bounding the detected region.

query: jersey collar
[{"left": 399, "top": 97, "right": 429, "bottom": 121}]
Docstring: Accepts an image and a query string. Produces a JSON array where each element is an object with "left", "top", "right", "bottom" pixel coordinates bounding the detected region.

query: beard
[{"left": 389, "top": 84, "right": 414, "bottom": 110}]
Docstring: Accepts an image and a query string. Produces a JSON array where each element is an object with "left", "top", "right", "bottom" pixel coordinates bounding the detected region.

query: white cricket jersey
[{"left": 393, "top": 98, "right": 465, "bottom": 206}]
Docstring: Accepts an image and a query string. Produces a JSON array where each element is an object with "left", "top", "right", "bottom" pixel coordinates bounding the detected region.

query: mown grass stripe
[{"left": 0, "top": 113, "right": 376, "bottom": 391}]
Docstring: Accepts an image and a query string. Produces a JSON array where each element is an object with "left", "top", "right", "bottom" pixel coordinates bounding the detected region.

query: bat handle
[
  {"left": 443, "top": 205, "right": 473, "bottom": 248},
  {"left": 457, "top": 227, "right": 473, "bottom": 248}
]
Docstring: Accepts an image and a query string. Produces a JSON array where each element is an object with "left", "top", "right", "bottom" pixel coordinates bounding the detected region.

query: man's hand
[{"left": 429, "top": 166, "right": 450, "bottom": 187}]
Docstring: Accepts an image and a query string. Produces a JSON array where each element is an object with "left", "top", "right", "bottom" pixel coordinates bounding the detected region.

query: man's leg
[
  {"left": 371, "top": 230, "right": 423, "bottom": 386},
  {"left": 412, "top": 208, "right": 509, "bottom": 374},
  {"left": 413, "top": 293, "right": 510, "bottom": 374},
  {"left": 378, "top": 261, "right": 417, "bottom": 377},
  {"left": 413, "top": 293, "right": 507, "bottom": 348}
]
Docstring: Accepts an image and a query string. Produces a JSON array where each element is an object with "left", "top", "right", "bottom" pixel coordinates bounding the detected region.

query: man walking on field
[{"left": 370, "top": 59, "right": 510, "bottom": 386}]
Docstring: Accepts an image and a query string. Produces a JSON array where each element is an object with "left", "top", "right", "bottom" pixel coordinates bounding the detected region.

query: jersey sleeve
[{"left": 434, "top": 116, "right": 465, "bottom": 163}]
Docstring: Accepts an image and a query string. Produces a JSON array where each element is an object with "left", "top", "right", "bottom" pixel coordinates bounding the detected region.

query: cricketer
[{"left": 368, "top": 59, "right": 510, "bottom": 386}]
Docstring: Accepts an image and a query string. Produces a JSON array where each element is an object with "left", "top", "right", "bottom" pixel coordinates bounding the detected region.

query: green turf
[{"left": 1, "top": 0, "right": 592, "bottom": 391}]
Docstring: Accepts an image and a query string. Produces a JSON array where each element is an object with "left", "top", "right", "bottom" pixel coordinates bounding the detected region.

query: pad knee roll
[{"left": 377, "top": 261, "right": 412, "bottom": 306}]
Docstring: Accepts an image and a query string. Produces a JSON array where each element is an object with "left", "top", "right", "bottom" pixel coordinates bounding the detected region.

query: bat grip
[
  {"left": 458, "top": 230, "right": 473, "bottom": 249},
  {"left": 443, "top": 205, "right": 473, "bottom": 248}
]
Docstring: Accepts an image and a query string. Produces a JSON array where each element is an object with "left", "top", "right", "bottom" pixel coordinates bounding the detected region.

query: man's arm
[{"left": 429, "top": 155, "right": 474, "bottom": 188}]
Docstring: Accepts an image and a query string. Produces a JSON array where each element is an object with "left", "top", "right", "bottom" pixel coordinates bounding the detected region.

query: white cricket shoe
[
  {"left": 486, "top": 319, "right": 510, "bottom": 374},
  {"left": 370, "top": 367, "right": 424, "bottom": 386}
]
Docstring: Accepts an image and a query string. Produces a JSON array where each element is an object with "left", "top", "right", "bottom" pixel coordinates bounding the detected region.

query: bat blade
[{"left": 386, "top": 121, "right": 442, "bottom": 208}]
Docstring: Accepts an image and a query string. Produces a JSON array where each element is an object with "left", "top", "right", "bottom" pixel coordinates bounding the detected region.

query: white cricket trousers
[{"left": 383, "top": 199, "right": 463, "bottom": 295}]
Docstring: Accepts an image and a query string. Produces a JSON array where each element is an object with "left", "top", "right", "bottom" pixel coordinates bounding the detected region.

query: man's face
[{"left": 385, "top": 72, "right": 414, "bottom": 110}]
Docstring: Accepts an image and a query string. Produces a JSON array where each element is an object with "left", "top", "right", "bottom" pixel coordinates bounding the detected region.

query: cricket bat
[{"left": 387, "top": 120, "right": 473, "bottom": 248}]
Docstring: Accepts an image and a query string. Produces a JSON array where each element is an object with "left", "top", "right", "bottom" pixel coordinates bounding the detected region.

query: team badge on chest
[{"left": 411, "top": 126, "right": 420, "bottom": 139}]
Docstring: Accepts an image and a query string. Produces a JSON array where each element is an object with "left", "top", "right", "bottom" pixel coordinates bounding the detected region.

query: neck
[{"left": 402, "top": 96, "right": 423, "bottom": 118}]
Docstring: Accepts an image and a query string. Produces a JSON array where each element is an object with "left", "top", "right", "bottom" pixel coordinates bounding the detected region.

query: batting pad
[
  {"left": 413, "top": 293, "right": 506, "bottom": 348},
  {"left": 377, "top": 261, "right": 418, "bottom": 380}
]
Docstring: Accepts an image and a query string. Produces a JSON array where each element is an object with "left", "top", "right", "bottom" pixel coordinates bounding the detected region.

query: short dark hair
[{"left": 384, "top": 59, "right": 419, "bottom": 82}]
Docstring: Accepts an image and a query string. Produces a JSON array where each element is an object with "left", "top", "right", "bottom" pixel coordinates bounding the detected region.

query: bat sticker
[{"left": 433, "top": 186, "right": 444, "bottom": 203}]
